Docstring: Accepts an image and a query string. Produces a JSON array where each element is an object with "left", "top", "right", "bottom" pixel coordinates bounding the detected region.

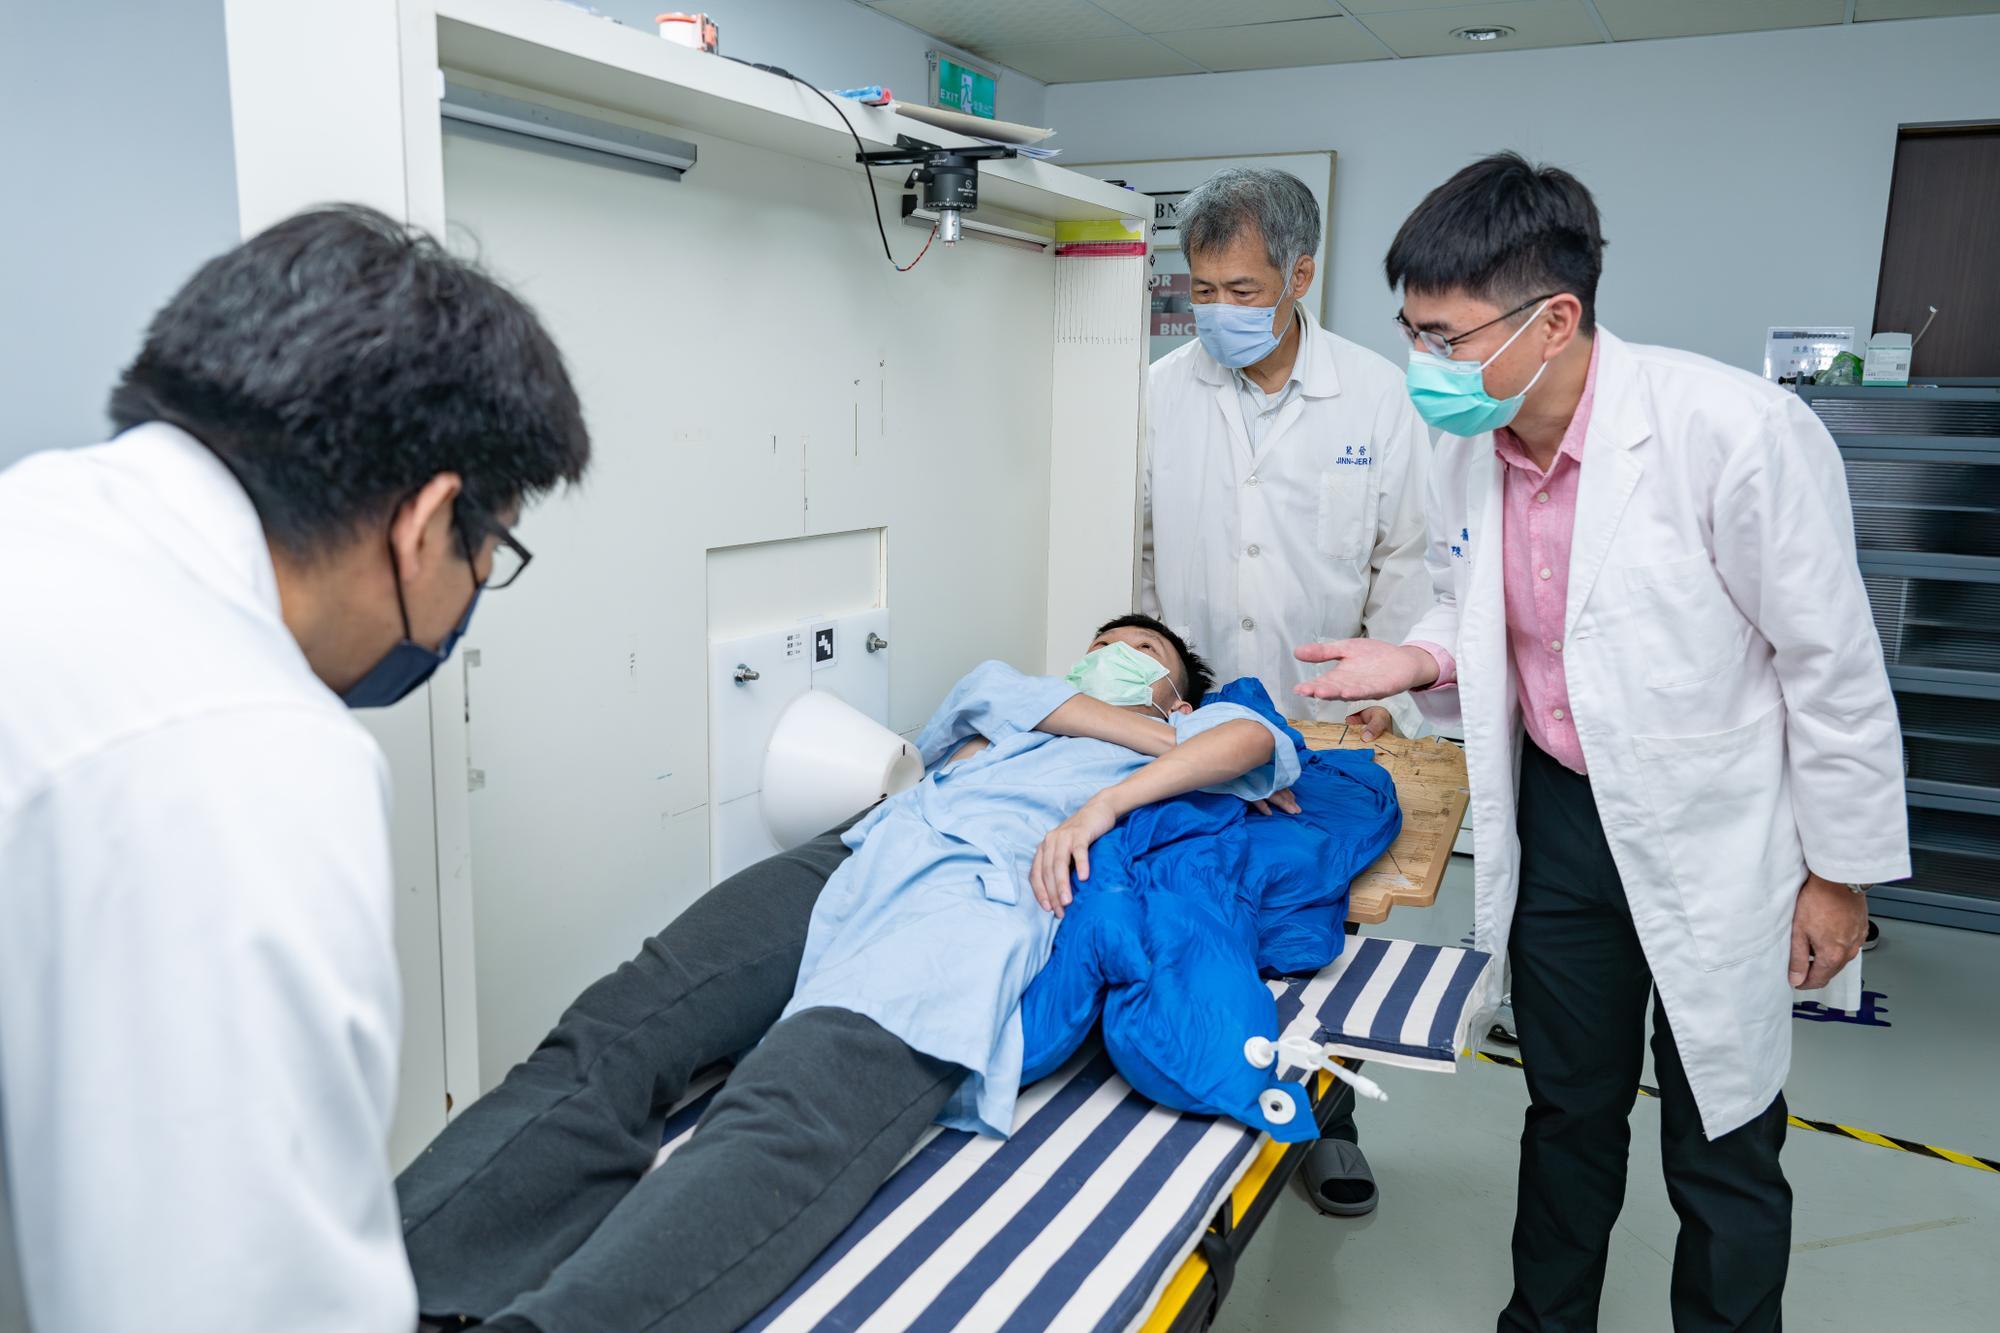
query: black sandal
[{"left": 1301, "top": 1137, "right": 1379, "bottom": 1217}]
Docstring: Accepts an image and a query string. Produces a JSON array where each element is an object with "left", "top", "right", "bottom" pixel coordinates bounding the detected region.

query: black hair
[
  {"left": 1384, "top": 151, "right": 1605, "bottom": 333},
  {"left": 1095, "top": 613, "right": 1216, "bottom": 705},
  {"left": 109, "top": 204, "right": 590, "bottom": 557}
]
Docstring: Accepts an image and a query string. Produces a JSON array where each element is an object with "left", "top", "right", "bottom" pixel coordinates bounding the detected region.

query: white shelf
[{"left": 433, "top": 0, "right": 1145, "bottom": 225}]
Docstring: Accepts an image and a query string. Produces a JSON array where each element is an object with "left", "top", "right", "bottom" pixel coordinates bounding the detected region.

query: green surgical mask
[{"left": 1066, "top": 641, "right": 1180, "bottom": 718}]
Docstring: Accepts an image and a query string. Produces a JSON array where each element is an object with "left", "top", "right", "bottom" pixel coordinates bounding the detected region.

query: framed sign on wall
[{"left": 1073, "top": 151, "right": 1337, "bottom": 363}]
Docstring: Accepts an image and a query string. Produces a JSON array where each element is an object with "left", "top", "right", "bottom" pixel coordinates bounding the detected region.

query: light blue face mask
[
  {"left": 1193, "top": 297, "right": 1288, "bottom": 369},
  {"left": 1066, "top": 641, "right": 1180, "bottom": 718},
  {"left": 1403, "top": 298, "right": 1553, "bottom": 436}
]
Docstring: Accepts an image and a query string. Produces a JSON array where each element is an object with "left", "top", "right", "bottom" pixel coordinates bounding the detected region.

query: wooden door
[{"left": 1874, "top": 125, "right": 2000, "bottom": 381}]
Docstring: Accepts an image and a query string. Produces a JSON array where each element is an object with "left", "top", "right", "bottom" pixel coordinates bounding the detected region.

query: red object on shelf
[{"left": 1054, "top": 240, "right": 1148, "bottom": 258}]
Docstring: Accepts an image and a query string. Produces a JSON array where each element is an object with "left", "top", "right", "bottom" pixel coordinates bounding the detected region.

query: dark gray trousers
[{"left": 396, "top": 825, "right": 964, "bottom": 1333}]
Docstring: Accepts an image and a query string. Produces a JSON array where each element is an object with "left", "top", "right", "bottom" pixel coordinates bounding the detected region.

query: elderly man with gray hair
[{"left": 1141, "top": 167, "right": 1434, "bottom": 1215}]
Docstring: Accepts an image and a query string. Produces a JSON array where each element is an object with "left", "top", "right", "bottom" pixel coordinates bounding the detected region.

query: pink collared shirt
[{"left": 1413, "top": 341, "right": 1599, "bottom": 775}]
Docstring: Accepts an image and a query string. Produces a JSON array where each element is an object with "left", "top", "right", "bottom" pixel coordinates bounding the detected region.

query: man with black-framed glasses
[
  {"left": 1294, "top": 153, "right": 1907, "bottom": 1331},
  {"left": 0, "top": 205, "right": 589, "bottom": 1332}
]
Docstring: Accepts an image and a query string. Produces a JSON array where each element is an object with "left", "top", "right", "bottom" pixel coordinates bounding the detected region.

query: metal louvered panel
[
  {"left": 1898, "top": 693, "right": 2000, "bottom": 791},
  {"left": 1815, "top": 384, "right": 2000, "bottom": 928},
  {"left": 1910, "top": 850, "right": 2000, "bottom": 902},
  {"left": 1845, "top": 460, "right": 2000, "bottom": 558},
  {"left": 1863, "top": 576, "right": 2000, "bottom": 673},
  {"left": 1808, "top": 394, "right": 2000, "bottom": 437},
  {"left": 1910, "top": 806, "right": 2000, "bottom": 860},
  {"left": 1864, "top": 575, "right": 1909, "bottom": 664},
  {"left": 1897, "top": 692, "right": 2000, "bottom": 743}
]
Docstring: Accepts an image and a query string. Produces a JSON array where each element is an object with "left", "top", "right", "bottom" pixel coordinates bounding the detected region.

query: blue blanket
[{"left": 1017, "top": 680, "right": 1401, "bottom": 1141}]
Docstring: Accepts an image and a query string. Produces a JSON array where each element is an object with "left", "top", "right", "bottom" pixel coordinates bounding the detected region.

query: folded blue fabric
[{"left": 1017, "top": 680, "right": 1401, "bottom": 1140}]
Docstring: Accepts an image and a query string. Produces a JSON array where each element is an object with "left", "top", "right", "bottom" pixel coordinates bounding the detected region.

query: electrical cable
[{"left": 724, "top": 56, "right": 934, "bottom": 272}]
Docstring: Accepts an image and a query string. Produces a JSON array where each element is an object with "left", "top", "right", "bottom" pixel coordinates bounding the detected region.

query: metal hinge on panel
[{"left": 465, "top": 649, "right": 484, "bottom": 790}]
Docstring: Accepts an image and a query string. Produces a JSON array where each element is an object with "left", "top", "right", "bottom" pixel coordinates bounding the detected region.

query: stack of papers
[{"left": 893, "top": 102, "right": 1060, "bottom": 158}]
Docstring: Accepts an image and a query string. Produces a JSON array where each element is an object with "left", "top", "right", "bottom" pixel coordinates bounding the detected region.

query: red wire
[{"left": 896, "top": 221, "right": 938, "bottom": 273}]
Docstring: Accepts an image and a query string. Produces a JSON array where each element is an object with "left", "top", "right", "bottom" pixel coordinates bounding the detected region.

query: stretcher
[{"left": 677, "top": 731, "right": 1477, "bottom": 1332}]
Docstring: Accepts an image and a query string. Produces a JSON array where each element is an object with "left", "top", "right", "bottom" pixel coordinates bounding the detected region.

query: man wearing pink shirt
[{"left": 1295, "top": 154, "right": 1909, "bottom": 1331}]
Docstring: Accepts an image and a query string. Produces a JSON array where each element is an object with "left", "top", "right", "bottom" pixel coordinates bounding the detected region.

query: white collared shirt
[
  {"left": 0, "top": 425, "right": 415, "bottom": 1332},
  {"left": 1144, "top": 308, "right": 1433, "bottom": 730},
  {"left": 1231, "top": 310, "right": 1307, "bottom": 453}
]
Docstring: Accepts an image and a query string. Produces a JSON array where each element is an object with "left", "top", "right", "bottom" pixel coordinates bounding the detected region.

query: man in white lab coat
[
  {"left": 1296, "top": 154, "right": 1909, "bottom": 1330},
  {"left": 1142, "top": 167, "right": 1433, "bottom": 1214},
  {"left": 1143, "top": 167, "right": 1432, "bottom": 744},
  {"left": 0, "top": 206, "right": 590, "bottom": 1332}
]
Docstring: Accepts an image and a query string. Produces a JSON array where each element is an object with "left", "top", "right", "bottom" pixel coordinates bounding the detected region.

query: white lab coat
[
  {"left": 0, "top": 426, "right": 415, "bottom": 1331},
  {"left": 1409, "top": 331, "right": 1911, "bottom": 1138},
  {"left": 1143, "top": 308, "right": 1433, "bottom": 730}
]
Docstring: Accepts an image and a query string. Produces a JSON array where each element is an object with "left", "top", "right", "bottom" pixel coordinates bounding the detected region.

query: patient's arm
[
  {"left": 1029, "top": 719, "right": 1278, "bottom": 915},
  {"left": 947, "top": 736, "right": 991, "bottom": 764},
  {"left": 1032, "top": 694, "right": 1178, "bottom": 757}
]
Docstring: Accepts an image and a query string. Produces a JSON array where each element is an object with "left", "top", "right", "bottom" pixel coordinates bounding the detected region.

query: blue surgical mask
[
  {"left": 1404, "top": 299, "right": 1553, "bottom": 436},
  {"left": 1066, "top": 641, "right": 1180, "bottom": 718},
  {"left": 343, "top": 543, "right": 483, "bottom": 708},
  {"left": 1194, "top": 298, "right": 1286, "bottom": 369}
]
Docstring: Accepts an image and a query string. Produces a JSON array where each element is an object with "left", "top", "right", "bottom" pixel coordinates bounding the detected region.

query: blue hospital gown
[{"left": 782, "top": 661, "right": 1300, "bottom": 1136}]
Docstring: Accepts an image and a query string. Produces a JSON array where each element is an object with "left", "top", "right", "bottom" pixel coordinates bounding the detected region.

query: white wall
[
  {"left": 0, "top": 1, "right": 1045, "bottom": 476},
  {"left": 439, "top": 119, "right": 1063, "bottom": 1080},
  {"left": 583, "top": 1, "right": 1048, "bottom": 126},
  {"left": 1047, "top": 15, "right": 2000, "bottom": 374},
  {"left": 0, "top": 0, "right": 239, "bottom": 469}
]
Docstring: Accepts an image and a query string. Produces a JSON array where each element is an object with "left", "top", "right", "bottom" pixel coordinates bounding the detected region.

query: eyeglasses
[
  {"left": 1395, "top": 293, "right": 1557, "bottom": 358},
  {"left": 455, "top": 501, "right": 534, "bottom": 591}
]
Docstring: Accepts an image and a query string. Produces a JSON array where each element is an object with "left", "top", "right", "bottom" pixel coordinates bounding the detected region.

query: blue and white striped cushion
[
  {"left": 1277, "top": 936, "right": 1494, "bottom": 1071},
  {"left": 653, "top": 940, "right": 1489, "bottom": 1332}
]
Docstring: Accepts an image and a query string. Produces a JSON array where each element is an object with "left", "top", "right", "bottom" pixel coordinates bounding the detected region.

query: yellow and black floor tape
[{"left": 1472, "top": 1050, "right": 1999, "bottom": 1176}]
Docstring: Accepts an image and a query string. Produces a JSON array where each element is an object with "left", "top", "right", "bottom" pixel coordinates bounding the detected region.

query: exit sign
[{"left": 932, "top": 52, "right": 997, "bottom": 120}]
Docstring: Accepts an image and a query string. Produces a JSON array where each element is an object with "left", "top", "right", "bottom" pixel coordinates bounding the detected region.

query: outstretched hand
[
  {"left": 1031, "top": 796, "right": 1117, "bottom": 919},
  {"left": 1294, "top": 639, "right": 1437, "bottom": 702}
]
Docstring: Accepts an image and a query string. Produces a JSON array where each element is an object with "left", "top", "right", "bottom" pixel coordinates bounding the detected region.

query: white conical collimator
[{"left": 760, "top": 691, "right": 923, "bottom": 849}]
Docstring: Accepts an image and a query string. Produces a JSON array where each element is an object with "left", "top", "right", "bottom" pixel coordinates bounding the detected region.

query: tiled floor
[{"left": 1214, "top": 858, "right": 2000, "bottom": 1332}]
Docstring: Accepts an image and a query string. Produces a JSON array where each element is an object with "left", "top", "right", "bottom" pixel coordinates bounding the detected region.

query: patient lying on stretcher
[{"left": 397, "top": 615, "right": 1298, "bottom": 1333}]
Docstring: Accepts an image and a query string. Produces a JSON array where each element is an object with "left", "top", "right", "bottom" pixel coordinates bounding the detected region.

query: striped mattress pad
[{"left": 656, "top": 936, "right": 1493, "bottom": 1332}]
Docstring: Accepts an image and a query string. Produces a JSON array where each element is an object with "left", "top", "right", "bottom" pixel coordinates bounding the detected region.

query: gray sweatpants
[{"left": 396, "top": 825, "right": 964, "bottom": 1333}]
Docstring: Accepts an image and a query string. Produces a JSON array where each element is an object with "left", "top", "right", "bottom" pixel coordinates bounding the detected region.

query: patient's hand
[
  {"left": 1249, "top": 788, "right": 1302, "bottom": 818},
  {"left": 1345, "top": 707, "right": 1396, "bottom": 743},
  {"left": 1031, "top": 796, "right": 1117, "bottom": 919}
]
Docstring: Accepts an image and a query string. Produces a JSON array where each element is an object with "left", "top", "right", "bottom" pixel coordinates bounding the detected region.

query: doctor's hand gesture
[{"left": 1294, "top": 639, "right": 1439, "bottom": 703}]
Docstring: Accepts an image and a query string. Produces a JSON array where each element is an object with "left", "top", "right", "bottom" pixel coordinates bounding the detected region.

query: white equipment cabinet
[{"left": 221, "top": 0, "right": 1151, "bottom": 1167}]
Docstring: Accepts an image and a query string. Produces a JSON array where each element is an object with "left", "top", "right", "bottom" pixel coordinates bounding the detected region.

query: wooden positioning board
[{"left": 1294, "top": 723, "right": 1471, "bottom": 925}]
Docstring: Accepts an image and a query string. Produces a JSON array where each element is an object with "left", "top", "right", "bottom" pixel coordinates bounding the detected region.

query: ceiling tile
[
  {"left": 975, "top": 35, "right": 1207, "bottom": 82},
  {"left": 1591, "top": 0, "right": 1845, "bottom": 40},
  {"left": 868, "top": 0, "right": 1128, "bottom": 53},
  {"left": 1342, "top": 0, "right": 1532, "bottom": 12},
  {"left": 1353, "top": 0, "right": 1606, "bottom": 57},
  {"left": 1856, "top": 0, "right": 2000, "bottom": 17},
  {"left": 1086, "top": 0, "right": 1344, "bottom": 33},
  {"left": 1155, "top": 16, "right": 1390, "bottom": 68}
]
